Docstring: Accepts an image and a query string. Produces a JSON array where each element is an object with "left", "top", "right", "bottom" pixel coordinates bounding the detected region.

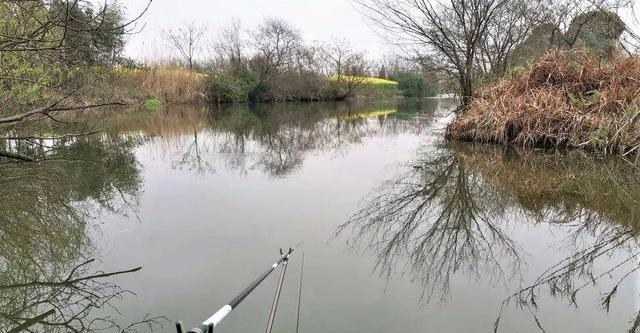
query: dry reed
[
  {"left": 110, "top": 65, "right": 206, "bottom": 104},
  {"left": 446, "top": 49, "right": 640, "bottom": 156}
]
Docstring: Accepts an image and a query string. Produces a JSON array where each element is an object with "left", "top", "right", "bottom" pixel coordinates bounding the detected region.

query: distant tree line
[{"left": 163, "top": 18, "right": 439, "bottom": 103}]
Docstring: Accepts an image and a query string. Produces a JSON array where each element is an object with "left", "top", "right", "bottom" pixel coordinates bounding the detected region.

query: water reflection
[
  {"left": 0, "top": 100, "right": 443, "bottom": 332},
  {"left": 0, "top": 136, "right": 164, "bottom": 332},
  {"left": 337, "top": 143, "right": 640, "bottom": 331},
  {"left": 107, "top": 99, "right": 440, "bottom": 176},
  {"left": 209, "top": 100, "right": 437, "bottom": 176}
]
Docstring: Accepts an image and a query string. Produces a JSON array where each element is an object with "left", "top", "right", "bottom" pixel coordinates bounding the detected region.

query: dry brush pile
[{"left": 446, "top": 50, "right": 640, "bottom": 157}]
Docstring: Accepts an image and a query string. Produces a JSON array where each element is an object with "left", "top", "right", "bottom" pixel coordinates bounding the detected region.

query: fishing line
[{"left": 295, "top": 251, "right": 305, "bottom": 333}]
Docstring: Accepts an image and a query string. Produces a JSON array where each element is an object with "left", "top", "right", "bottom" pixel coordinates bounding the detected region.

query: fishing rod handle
[{"left": 177, "top": 249, "right": 295, "bottom": 333}]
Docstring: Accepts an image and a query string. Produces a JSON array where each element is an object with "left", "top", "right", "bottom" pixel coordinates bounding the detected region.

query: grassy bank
[
  {"left": 107, "top": 67, "right": 401, "bottom": 106},
  {"left": 446, "top": 50, "right": 640, "bottom": 156}
]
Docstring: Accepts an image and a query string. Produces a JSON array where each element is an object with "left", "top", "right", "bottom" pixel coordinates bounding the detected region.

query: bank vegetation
[
  {"left": 115, "top": 19, "right": 437, "bottom": 104},
  {"left": 355, "top": 0, "right": 640, "bottom": 155},
  {"left": 446, "top": 50, "right": 640, "bottom": 156}
]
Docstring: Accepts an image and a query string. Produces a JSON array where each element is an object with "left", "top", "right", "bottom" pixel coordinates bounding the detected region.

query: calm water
[{"left": 1, "top": 99, "right": 639, "bottom": 333}]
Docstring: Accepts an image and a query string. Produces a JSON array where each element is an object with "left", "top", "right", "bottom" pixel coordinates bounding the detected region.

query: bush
[
  {"left": 205, "top": 70, "right": 265, "bottom": 103},
  {"left": 394, "top": 72, "right": 436, "bottom": 97}
]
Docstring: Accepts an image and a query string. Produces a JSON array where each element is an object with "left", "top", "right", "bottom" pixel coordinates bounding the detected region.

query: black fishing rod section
[{"left": 176, "top": 248, "right": 294, "bottom": 333}]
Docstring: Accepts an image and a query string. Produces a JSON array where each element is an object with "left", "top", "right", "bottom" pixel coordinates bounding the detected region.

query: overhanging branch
[{"left": 0, "top": 102, "right": 127, "bottom": 125}]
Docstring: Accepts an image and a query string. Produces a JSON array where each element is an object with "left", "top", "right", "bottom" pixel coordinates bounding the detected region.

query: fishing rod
[
  {"left": 266, "top": 247, "right": 306, "bottom": 333},
  {"left": 265, "top": 249, "right": 290, "bottom": 333},
  {"left": 176, "top": 248, "right": 295, "bottom": 333}
]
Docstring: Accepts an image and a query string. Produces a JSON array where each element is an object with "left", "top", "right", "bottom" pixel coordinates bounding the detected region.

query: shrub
[
  {"left": 205, "top": 70, "right": 264, "bottom": 103},
  {"left": 393, "top": 72, "right": 437, "bottom": 97},
  {"left": 327, "top": 76, "right": 399, "bottom": 98}
]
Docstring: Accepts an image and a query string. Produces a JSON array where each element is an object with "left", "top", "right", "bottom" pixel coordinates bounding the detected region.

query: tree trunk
[{"left": 459, "top": 76, "right": 474, "bottom": 109}]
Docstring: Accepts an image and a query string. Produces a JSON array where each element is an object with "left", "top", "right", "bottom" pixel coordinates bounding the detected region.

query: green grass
[{"left": 143, "top": 99, "right": 162, "bottom": 111}]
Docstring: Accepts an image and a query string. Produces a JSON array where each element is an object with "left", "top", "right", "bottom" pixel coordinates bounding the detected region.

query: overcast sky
[
  {"left": 121, "top": 0, "right": 388, "bottom": 62},
  {"left": 120, "top": 0, "right": 640, "bottom": 63}
]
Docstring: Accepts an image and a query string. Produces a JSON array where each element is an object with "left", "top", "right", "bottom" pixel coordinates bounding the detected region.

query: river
[{"left": 1, "top": 99, "right": 638, "bottom": 333}]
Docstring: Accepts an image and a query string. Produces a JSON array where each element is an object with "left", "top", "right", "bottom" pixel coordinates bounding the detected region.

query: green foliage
[
  {"left": 0, "top": 3, "right": 64, "bottom": 106},
  {"left": 567, "top": 10, "right": 625, "bottom": 54},
  {"left": 508, "top": 66, "right": 526, "bottom": 77},
  {"left": 205, "top": 70, "right": 265, "bottom": 103},
  {"left": 394, "top": 72, "right": 436, "bottom": 97},
  {"left": 0, "top": 1, "right": 127, "bottom": 110},
  {"left": 49, "top": 1, "right": 126, "bottom": 65},
  {"left": 143, "top": 99, "right": 162, "bottom": 110},
  {"left": 368, "top": 81, "right": 399, "bottom": 96}
]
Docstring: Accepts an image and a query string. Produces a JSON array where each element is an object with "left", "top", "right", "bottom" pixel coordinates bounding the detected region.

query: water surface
[{"left": 1, "top": 100, "right": 639, "bottom": 333}]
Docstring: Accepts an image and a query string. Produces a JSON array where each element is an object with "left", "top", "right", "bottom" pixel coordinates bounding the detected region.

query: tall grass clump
[
  {"left": 446, "top": 49, "right": 640, "bottom": 156},
  {"left": 110, "top": 65, "right": 206, "bottom": 104}
]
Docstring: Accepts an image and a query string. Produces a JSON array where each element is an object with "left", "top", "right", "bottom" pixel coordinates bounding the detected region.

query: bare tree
[
  {"left": 164, "top": 22, "right": 207, "bottom": 71},
  {"left": 476, "top": 0, "right": 545, "bottom": 77},
  {"left": 354, "top": 0, "right": 510, "bottom": 107},
  {"left": 215, "top": 19, "right": 246, "bottom": 73},
  {"left": 320, "top": 38, "right": 370, "bottom": 100},
  {"left": 251, "top": 18, "right": 303, "bottom": 77}
]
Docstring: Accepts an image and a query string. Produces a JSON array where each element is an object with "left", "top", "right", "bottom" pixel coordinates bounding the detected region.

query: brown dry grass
[
  {"left": 108, "top": 65, "right": 206, "bottom": 104},
  {"left": 446, "top": 49, "right": 640, "bottom": 156}
]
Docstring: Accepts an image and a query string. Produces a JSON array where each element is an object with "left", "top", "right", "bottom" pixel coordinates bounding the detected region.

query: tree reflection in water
[
  {"left": 110, "top": 99, "right": 440, "bottom": 177},
  {"left": 337, "top": 143, "right": 640, "bottom": 331},
  {"left": 0, "top": 136, "right": 166, "bottom": 332},
  {"left": 209, "top": 100, "right": 439, "bottom": 176},
  {"left": 336, "top": 143, "right": 522, "bottom": 301}
]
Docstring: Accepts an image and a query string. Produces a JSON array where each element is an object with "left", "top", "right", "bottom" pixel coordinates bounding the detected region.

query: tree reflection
[
  {"left": 469, "top": 146, "right": 640, "bottom": 332},
  {"left": 338, "top": 143, "right": 640, "bottom": 330},
  {"left": 0, "top": 259, "right": 166, "bottom": 333},
  {"left": 0, "top": 136, "right": 165, "bottom": 332},
  {"left": 208, "top": 100, "right": 439, "bottom": 176},
  {"left": 336, "top": 144, "right": 522, "bottom": 301},
  {"left": 105, "top": 100, "right": 440, "bottom": 177}
]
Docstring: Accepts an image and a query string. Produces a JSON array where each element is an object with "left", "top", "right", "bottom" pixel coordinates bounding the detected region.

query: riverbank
[
  {"left": 104, "top": 66, "right": 405, "bottom": 107},
  {"left": 446, "top": 50, "right": 640, "bottom": 157}
]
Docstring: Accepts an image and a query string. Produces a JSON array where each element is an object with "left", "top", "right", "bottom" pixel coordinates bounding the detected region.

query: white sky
[
  {"left": 119, "top": 0, "right": 640, "bottom": 63},
  {"left": 120, "top": 0, "right": 389, "bottom": 62}
]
